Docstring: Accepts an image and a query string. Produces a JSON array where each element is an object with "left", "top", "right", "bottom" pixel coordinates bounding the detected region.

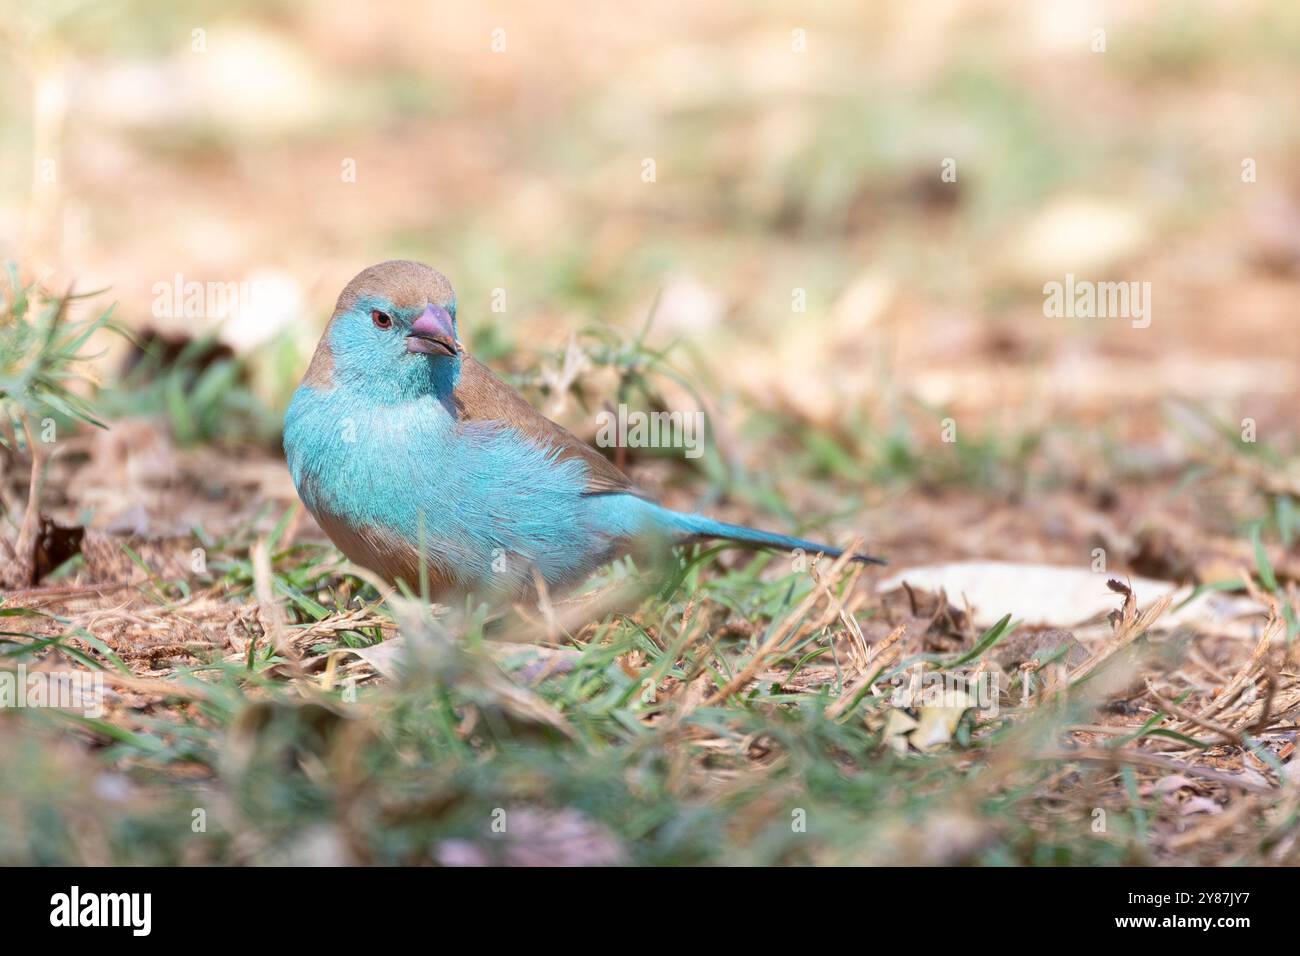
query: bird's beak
[{"left": 406, "top": 303, "right": 461, "bottom": 357}]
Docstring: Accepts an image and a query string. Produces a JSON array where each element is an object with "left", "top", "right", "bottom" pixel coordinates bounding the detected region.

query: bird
[{"left": 283, "top": 260, "right": 883, "bottom": 597}]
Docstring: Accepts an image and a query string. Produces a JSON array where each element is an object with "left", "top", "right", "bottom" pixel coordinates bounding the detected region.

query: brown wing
[{"left": 452, "top": 355, "right": 655, "bottom": 500}]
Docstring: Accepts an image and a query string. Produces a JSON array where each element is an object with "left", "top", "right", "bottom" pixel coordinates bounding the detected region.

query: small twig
[
  {"left": 699, "top": 544, "right": 861, "bottom": 708},
  {"left": 825, "top": 623, "right": 905, "bottom": 720},
  {"left": 812, "top": 562, "right": 870, "bottom": 671},
  {"left": 1182, "top": 579, "right": 1281, "bottom": 725},
  {"left": 1146, "top": 679, "right": 1245, "bottom": 747},
  {"left": 1249, "top": 667, "right": 1278, "bottom": 735},
  {"left": 251, "top": 536, "right": 300, "bottom": 667},
  {"left": 1067, "top": 589, "right": 1173, "bottom": 686},
  {"left": 1038, "top": 747, "right": 1275, "bottom": 795},
  {"left": 6, "top": 414, "right": 47, "bottom": 587}
]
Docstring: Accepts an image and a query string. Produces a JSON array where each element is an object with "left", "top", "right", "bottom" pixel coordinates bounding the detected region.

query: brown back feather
[{"left": 453, "top": 356, "right": 653, "bottom": 499}]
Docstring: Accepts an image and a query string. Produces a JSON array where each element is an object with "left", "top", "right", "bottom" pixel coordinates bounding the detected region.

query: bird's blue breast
[{"left": 283, "top": 381, "right": 646, "bottom": 591}]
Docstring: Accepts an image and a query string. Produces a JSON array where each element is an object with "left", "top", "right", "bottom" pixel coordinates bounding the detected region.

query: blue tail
[{"left": 651, "top": 506, "right": 886, "bottom": 565}]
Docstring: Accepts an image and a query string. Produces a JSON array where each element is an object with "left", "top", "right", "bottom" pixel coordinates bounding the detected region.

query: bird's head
[{"left": 307, "top": 260, "right": 464, "bottom": 400}]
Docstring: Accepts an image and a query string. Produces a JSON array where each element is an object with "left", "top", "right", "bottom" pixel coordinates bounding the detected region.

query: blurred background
[
  {"left": 3, "top": 0, "right": 1300, "bottom": 869},
  {"left": 3, "top": 0, "right": 1299, "bottom": 560}
]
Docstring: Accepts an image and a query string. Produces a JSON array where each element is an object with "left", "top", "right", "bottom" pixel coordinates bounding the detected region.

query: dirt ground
[{"left": 2, "top": 0, "right": 1299, "bottom": 865}]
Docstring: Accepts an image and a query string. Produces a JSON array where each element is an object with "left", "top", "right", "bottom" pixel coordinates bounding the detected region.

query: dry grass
[
  {"left": 3, "top": 0, "right": 1300, "bottom": 865},
  {"left": 3, "top": 427, "right": 1298, "bottom": 865}
]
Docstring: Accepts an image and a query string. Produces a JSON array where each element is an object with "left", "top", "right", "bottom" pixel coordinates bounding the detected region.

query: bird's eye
[{"left": 371, "top": 309, "right": 393, "bottom": 330}]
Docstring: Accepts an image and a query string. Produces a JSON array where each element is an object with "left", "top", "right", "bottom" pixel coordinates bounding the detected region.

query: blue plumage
[{"left": 283, "top": 261, "right": 882, "bottom": 597}]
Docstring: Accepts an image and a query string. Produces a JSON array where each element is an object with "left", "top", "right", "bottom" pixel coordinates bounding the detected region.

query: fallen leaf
[
  {"left": 910, "top": 688, "right": 979, "bottom": 752},
  {"left": 882, "top": 708, "right": 919, "bottom": 755},
  {"left": 878, "top": 561, "right": 1267, "bottom": 631}
]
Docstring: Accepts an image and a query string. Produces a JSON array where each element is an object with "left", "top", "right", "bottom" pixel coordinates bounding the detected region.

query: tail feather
[{"left": 655, "top": 508, "right": 886, "bottom": 565}]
